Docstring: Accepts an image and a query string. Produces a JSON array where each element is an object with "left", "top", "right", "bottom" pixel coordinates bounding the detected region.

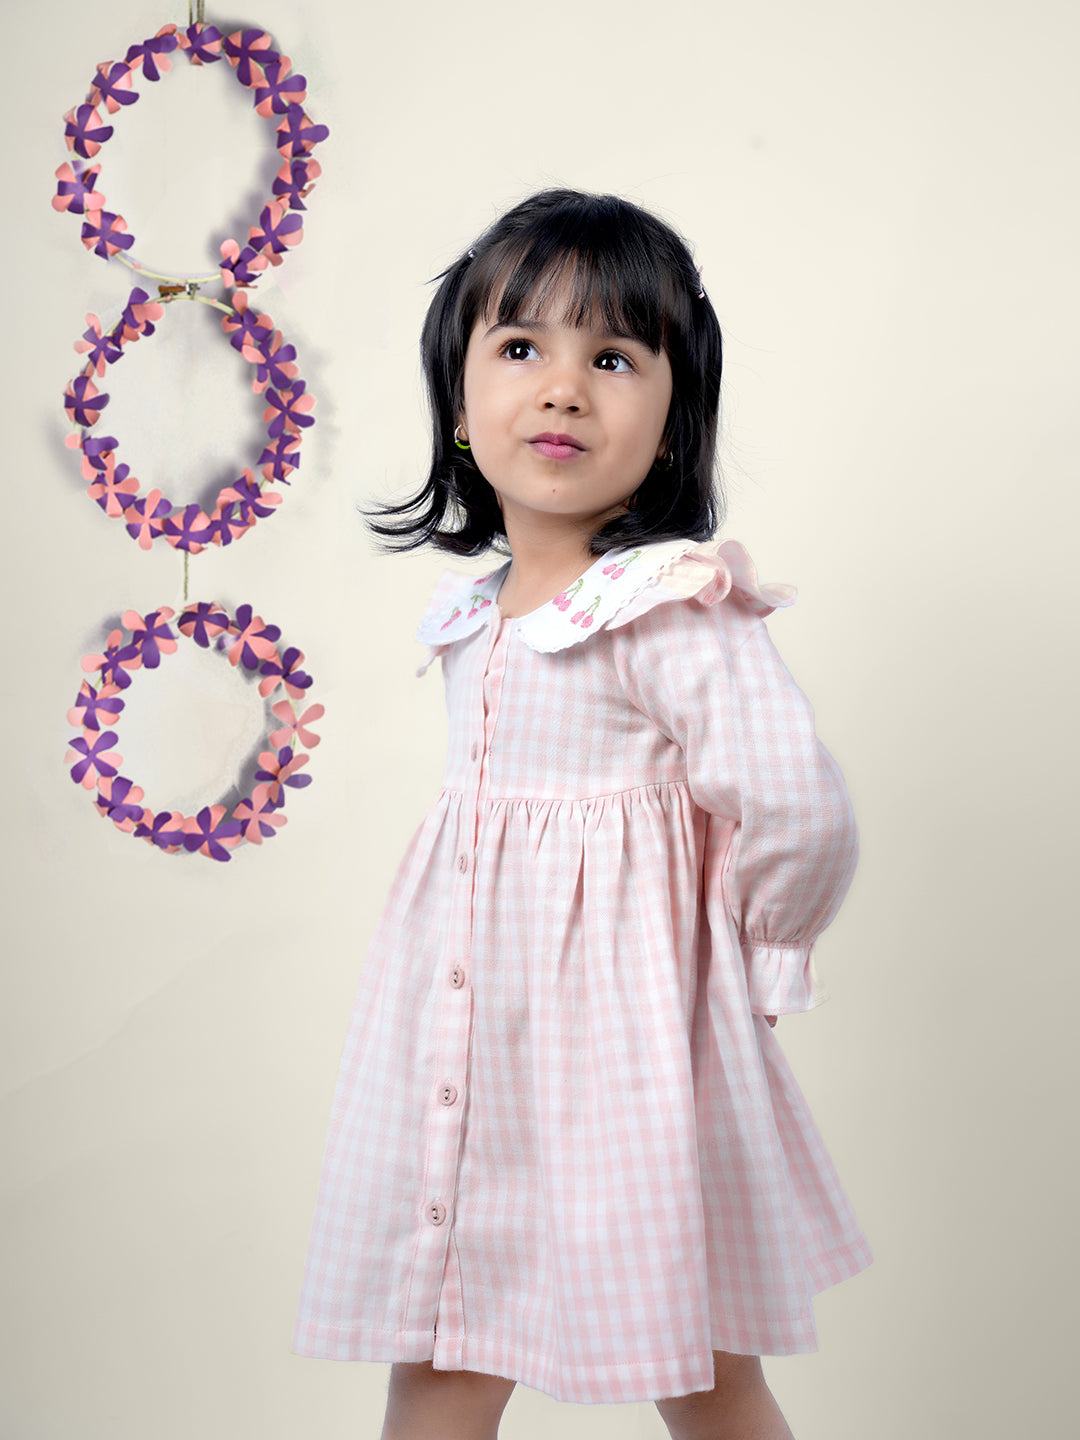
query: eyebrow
[{"left": 483, "top": 317, "right": 647, "bottom": 349}]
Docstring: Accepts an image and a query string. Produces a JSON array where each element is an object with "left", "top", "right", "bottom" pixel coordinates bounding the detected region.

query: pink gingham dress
[{"left": 293, "top": 537, "right": 872, "bottom": 1404}]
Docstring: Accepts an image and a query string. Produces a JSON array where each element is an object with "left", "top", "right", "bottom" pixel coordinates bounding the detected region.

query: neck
[{"left": 496, "top": 511, "right": 604, "bottom": 616}]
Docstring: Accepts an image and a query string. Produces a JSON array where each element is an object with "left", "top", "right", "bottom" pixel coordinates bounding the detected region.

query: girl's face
[{"left": 459, "top": 290, "right": 673, "bottom": 543}]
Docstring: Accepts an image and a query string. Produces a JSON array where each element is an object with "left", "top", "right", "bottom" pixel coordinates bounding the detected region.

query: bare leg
[
  {"left": 654, "top": 1351, "right": 795, "bottom": 1440},
  {"left": 379, "top": 1360, "right": 517, "bottom": 1440}
]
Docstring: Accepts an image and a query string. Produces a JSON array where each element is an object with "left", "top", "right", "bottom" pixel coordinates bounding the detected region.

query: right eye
[{"left": 500, "top": 339, "right": 538, "bottom": 362}]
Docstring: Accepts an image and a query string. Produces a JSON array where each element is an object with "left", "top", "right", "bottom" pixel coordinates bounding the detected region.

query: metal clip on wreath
[{"left": 57, "top": 3, "right": 329, "bottom": 861}]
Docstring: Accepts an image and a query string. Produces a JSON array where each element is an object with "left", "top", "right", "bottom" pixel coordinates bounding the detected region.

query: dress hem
[{"left": 291, "top": 1235, "right": 873, "bottom": 1405}]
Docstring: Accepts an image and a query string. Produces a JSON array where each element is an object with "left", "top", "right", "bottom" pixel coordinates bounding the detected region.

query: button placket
[{"left": 406, "top": 614, "right": 511, "bottom": 1348}]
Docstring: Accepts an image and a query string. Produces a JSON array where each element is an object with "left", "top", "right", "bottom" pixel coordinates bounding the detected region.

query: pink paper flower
[
  {"left": 89, "top": 60, "right": 139, "bottom": 114},
  {"left": 253, "top": 57, "right": 307, "bottom": 116},
  {"left": 64, "top": 103, "right": 113, "bottom": 159},
  {"left": 64, "top": 373, "right": 108, "bottom": 427},
  {"left": 232, "top": 785, "right": 287, "bottom": 844},
  {"left": 120, "top": 607, "right": 177, "bottom": 669},
  {"left": 80, "top": 209, "right": 133, "bottom": 258},
  {"left": 86, "top": 455, "right": 139, "bottom": 516},
  {"left": 124, "top": 489, "right": 172, "bottom": 550},
  {"left": 182, "top": 805, "right": 242, "bottom": 861},
  {"left": 226, "top": 604, "right": 281, "bottom": 671},
  {"left": 253, "top": 745, "right": 310, "bottom": 804},
  {"left": 53, "top": 161, "right": 105, "bottom": 215},
  {"left": 270, "top": 700, "right": 324, "bottom": 750},
  {"left": 68, "top": 681, "right": 124, "bottom": 732},
  {"left": 66, "top": 730, "right": 123, "bottom": 789},
  {"left": 248, "top": 200, "right": 303, "bottom": 264},
  {"left": 74, "top": 313, "right": 123, "bottom": 376},
  {"left": 176, "top": 22, "right": 224, "bottom": 65},
  {"left": 223, "top": 28, "right": 278, "bottom": 88}
]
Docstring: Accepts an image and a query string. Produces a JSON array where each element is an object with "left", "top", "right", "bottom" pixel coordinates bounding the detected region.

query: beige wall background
[{"left": 4, "top": 1, "right": 1076, "bottom": 1435}]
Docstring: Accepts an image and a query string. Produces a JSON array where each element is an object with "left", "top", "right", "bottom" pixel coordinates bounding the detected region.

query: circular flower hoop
[
  {"left": 66, "top": 602, "right": 325, "bottom": 860},
  {"left": 53, "top": 21, "right": 329, "bottom": 286},
  {"left": 64, "top": 287, "right": 314, "bottom": 550}
]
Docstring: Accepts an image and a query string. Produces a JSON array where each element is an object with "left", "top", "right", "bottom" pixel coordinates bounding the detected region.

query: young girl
[{"left": 293, "top": 189, "right": 871, "bottom": 1440}]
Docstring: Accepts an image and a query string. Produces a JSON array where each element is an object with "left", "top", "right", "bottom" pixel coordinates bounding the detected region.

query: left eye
[{"left": 595, "top": 351, "right": 633, "bottom": 373}]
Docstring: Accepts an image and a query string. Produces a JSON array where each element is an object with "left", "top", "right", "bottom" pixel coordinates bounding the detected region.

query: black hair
[{"left": 366, "top": 188, "right": 724, "bottom": 557}]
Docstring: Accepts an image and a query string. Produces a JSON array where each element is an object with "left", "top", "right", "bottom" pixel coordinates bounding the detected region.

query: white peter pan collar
[{"left": 414, "top": 538, "right": 796, "bottom": 673}]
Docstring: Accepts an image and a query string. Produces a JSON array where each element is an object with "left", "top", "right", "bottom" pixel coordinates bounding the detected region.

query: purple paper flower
[
  {"left": 227, "top": 604, "right": 282, "bottom": 671},
  {"left": 217, "top": 471, "right": 281, "bottom": 529},
  {"left": 259, "top": 646, "right": 312, "bottom": 700},
  {"left": 178, "top": 602, "right": 230, "bottom": 647},
  {"left": 264, "top": 381, "right": 315, "bottom": 438},
  {"left": 223, "top": 28, "right": 280, "bottom": 87},
  {"left": 52, "top": 161, "right": 104, "bottom": 216},
  {"left": 80, "top": 210, "right": 134, "bottom": 258},
  {"left": 248, "top": 201, "right": 303, "bottom": 262},
  {"left": 272, "top": 156, "right": 321, "bottom": 211},
  {"left": 118, "top": 607, "right": 177, "bottom": 670},
  {"left": 79, "top": 434, "right": 118, "bottom": 473},
  {"left": 221, "top": 298, "right": 274, "bottom": 356},
  {"left": 206, "top": 503, "right": 250, "bottom": 547},
  {"left": 65, "top": 373, "right": 108, "bottom": 427},
  {"left": 117, "top": 287, "right": 164, "bottom": 341},
  {"left": 86, "top": 456, "right": 138, "bottom": 516},
  {"left": 97, "top": 775, "right": 145, "bottom": 831},
  {"left": 64, "top": 103, "right": 113, "bottom": 159},
  {"left": 253, "top": 58, "right": 307, "bottom": 116},
  {"left": 259, "top": 433, "right": 301, "bottom": 482},
  {"left": 89, "top": 60, "right": 139, "bottom": 113},
  {"left": 219, "top": 240, "right": 269, "bottom": 288},
  {"left": 67, "top": 730, "right": 122, "bottom": 789},
  {"left": 178, "top": 22, "right": 224, "bottom": 65},
  {"left": 124, "top": 29, "right": 179, "bottom": 83},
  {"left": 254, "top": 744, "right": 311, "bottom": 803},
  {"left": 74, "top": 314, "right": 124, "bottom": 376},
  {"left": 182, "top": 805, "right": 243, "bottom": 862},
  {"left": 252, "top": 334, "right": 298, "bottom": 394},
  {"left": 124, "top": 490, "right": 172, "bottom": 550},
  {"left": 134, "top": 809, "right": 186, "bottom": 851},
  {"left": 275, "top": 106, "right": 330, "bottom": 158},
  {"left": 163, "top": 503, "right": 214, "bottom": 553},
  {"left": 68, "top": 681, "right": 124, "bottom": 732},
  {"left": 83, "top": 630, "right": 134, "bottom": 692}
]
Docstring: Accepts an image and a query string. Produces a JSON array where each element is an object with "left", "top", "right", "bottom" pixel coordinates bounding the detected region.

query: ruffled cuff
[{"left": 742, "top": 940, "right": 830, "bottom": 1015}]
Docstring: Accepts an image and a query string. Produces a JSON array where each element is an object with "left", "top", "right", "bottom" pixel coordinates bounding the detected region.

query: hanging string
[
  {"left": 183, "top": 548, "right": 190, "bottom": 605},
  {"left": 188, "top": 0, "right": 206, "bottom": 26}
]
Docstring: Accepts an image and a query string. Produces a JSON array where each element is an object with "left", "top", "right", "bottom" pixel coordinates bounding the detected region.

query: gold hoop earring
[{"left": 454, "top": 424, "right": 471, "bottom": 451}]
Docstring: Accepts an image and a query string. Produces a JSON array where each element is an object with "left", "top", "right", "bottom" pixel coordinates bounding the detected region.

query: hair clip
[{"left": 467, "top": 249, "right": 475, "bottom": 259}]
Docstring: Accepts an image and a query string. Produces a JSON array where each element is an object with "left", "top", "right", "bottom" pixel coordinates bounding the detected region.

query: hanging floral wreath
[
  {"left": 66, "top": 602, "right": 325, "bottom": 860},
  {"left": 63, "top": 286, "right": 314, "bottom": 550},
  {"left": 53, "top": 20, "right": 329, "bottom": 287}
]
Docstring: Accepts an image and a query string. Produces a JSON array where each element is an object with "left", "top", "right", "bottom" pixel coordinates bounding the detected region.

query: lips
[{"left": 528, "top": 432, "right": 587, "bottom": 461}]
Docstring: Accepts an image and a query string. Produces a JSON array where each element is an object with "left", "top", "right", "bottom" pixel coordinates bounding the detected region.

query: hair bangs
[{"left": 465, "top": 228, "right": 690, "bottom": 359}]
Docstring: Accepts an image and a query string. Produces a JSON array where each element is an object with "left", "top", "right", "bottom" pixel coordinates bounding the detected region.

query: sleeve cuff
[{"left": 742, "top": 941, "right": 830, "bottom": 1014}]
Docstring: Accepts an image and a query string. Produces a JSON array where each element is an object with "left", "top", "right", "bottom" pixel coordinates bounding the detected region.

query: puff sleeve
[{"left": 610, "top": 592, "right": 858, "bottom": 1014}]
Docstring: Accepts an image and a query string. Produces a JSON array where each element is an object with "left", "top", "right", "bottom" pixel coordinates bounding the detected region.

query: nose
[{"left": 538, "top": 356, "right": 587, "bottom": 413}]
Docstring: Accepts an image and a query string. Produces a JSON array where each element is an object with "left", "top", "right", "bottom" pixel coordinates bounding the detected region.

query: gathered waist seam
[{"left": 437, "top": 777, "right": 690, "bottom": 804}]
